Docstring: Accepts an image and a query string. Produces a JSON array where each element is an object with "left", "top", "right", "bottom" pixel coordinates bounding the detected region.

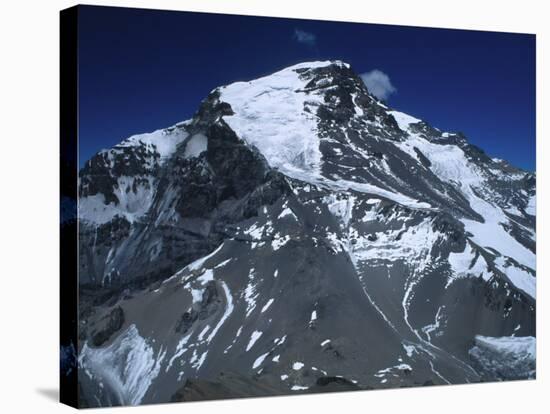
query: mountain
[{"left": 75, "top": 60, "right": 536, "bottom": 407}]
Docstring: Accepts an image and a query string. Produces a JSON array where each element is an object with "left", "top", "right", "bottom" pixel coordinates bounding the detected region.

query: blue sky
[{"left": 78, "top": 6, "right": 536, "bottom": 170}]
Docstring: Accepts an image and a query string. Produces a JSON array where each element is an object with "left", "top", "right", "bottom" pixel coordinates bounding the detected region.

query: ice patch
[
  {"left": 469, "top": 335, "right": 535, "bottom": 379},
  {"left": 183, "top": 133, "right": 207, "bottom": 158},
  {"left": 79, "top": 325, "right": 166, "bottom": 406}
]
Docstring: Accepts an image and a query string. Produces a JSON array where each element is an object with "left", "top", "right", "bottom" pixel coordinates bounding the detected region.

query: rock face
[{"left": 76, "top": 60, "right": 536, "bottom": 407}]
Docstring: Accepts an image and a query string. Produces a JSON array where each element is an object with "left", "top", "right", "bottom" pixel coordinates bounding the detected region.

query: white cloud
[
  {"left": 293, "top": 29, "right": 316, "bottom": 46},
  {"left": 360, "top": 69, "right": 397, "bottom": 100}
]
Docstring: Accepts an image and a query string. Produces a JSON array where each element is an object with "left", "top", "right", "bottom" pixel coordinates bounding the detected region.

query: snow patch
[
  {"left": 114, "top": 126, "right": 188, "bottom": 161},
  {"left": 246, "top": 330, "right": 263, "bottom": 351},
  {"left": 252, "top": 352, "right": 270, "bottom": 369},
  {"left": 388, "top": 110, "right": 421, "bottom": 131},
  {"left": 525, "top": 195, "right": 536, "bottom": 216},
  {"left": 447, "top": 243, "right": 491, "bottom": 286},
  {"left": 243, "top": 269, "right": 259, "bottom": 317},
  {"left": 166, "top": 333, "right": 192, "bottom": 372},
  {"left": 79, "top": 176, "right": 156, "bottom": 225},
  {"left": 261, "top": 298, "right": 275, "bottom": 313},
  {"left": 494, "top": 257, "right": 536, "bottom": 299},
  {"left": 272, "top": 234, "right": 291, "bottom": 251},
  {"left": 196, "top": 269, "right": 214, "bottom": 285},
  {"left": 278, "top": 207, "right": 298, "bottom": 221},
  {"left": 206, "top": 281, "right": 234, "bottom": 342},
  {"left": 184, "top": 243, "right": 225, "bottom": 273},
  {"left": 292, "top": 362, "right": 304, "bottom": 370},
  {"left": 197, "top": 325, "right": 210, "bottom": 341},
  {"left": 310, "top": 310, "right": 317, "bottom": 323},
  {"left": 291, "top": 385, "right": 309, "bottom": 391}
]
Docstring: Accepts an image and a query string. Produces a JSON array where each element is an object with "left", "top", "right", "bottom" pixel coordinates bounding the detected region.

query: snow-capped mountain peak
[{"left": 74, "top": 60, "right": 536, "bottom": 406}]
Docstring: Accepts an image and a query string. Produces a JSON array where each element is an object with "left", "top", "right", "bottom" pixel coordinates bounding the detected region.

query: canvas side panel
[{"left": 60, "top": 5, "right": 79, "bottom": 408}]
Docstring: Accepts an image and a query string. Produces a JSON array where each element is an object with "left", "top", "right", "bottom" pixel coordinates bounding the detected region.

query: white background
[{"left": 0, "top": 0, "right": 547, "bottom": 412}]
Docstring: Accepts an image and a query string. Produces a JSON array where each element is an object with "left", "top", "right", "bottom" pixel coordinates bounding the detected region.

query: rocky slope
[{"left": 75, "top": 60, "right": 536, "bottom": 407}]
